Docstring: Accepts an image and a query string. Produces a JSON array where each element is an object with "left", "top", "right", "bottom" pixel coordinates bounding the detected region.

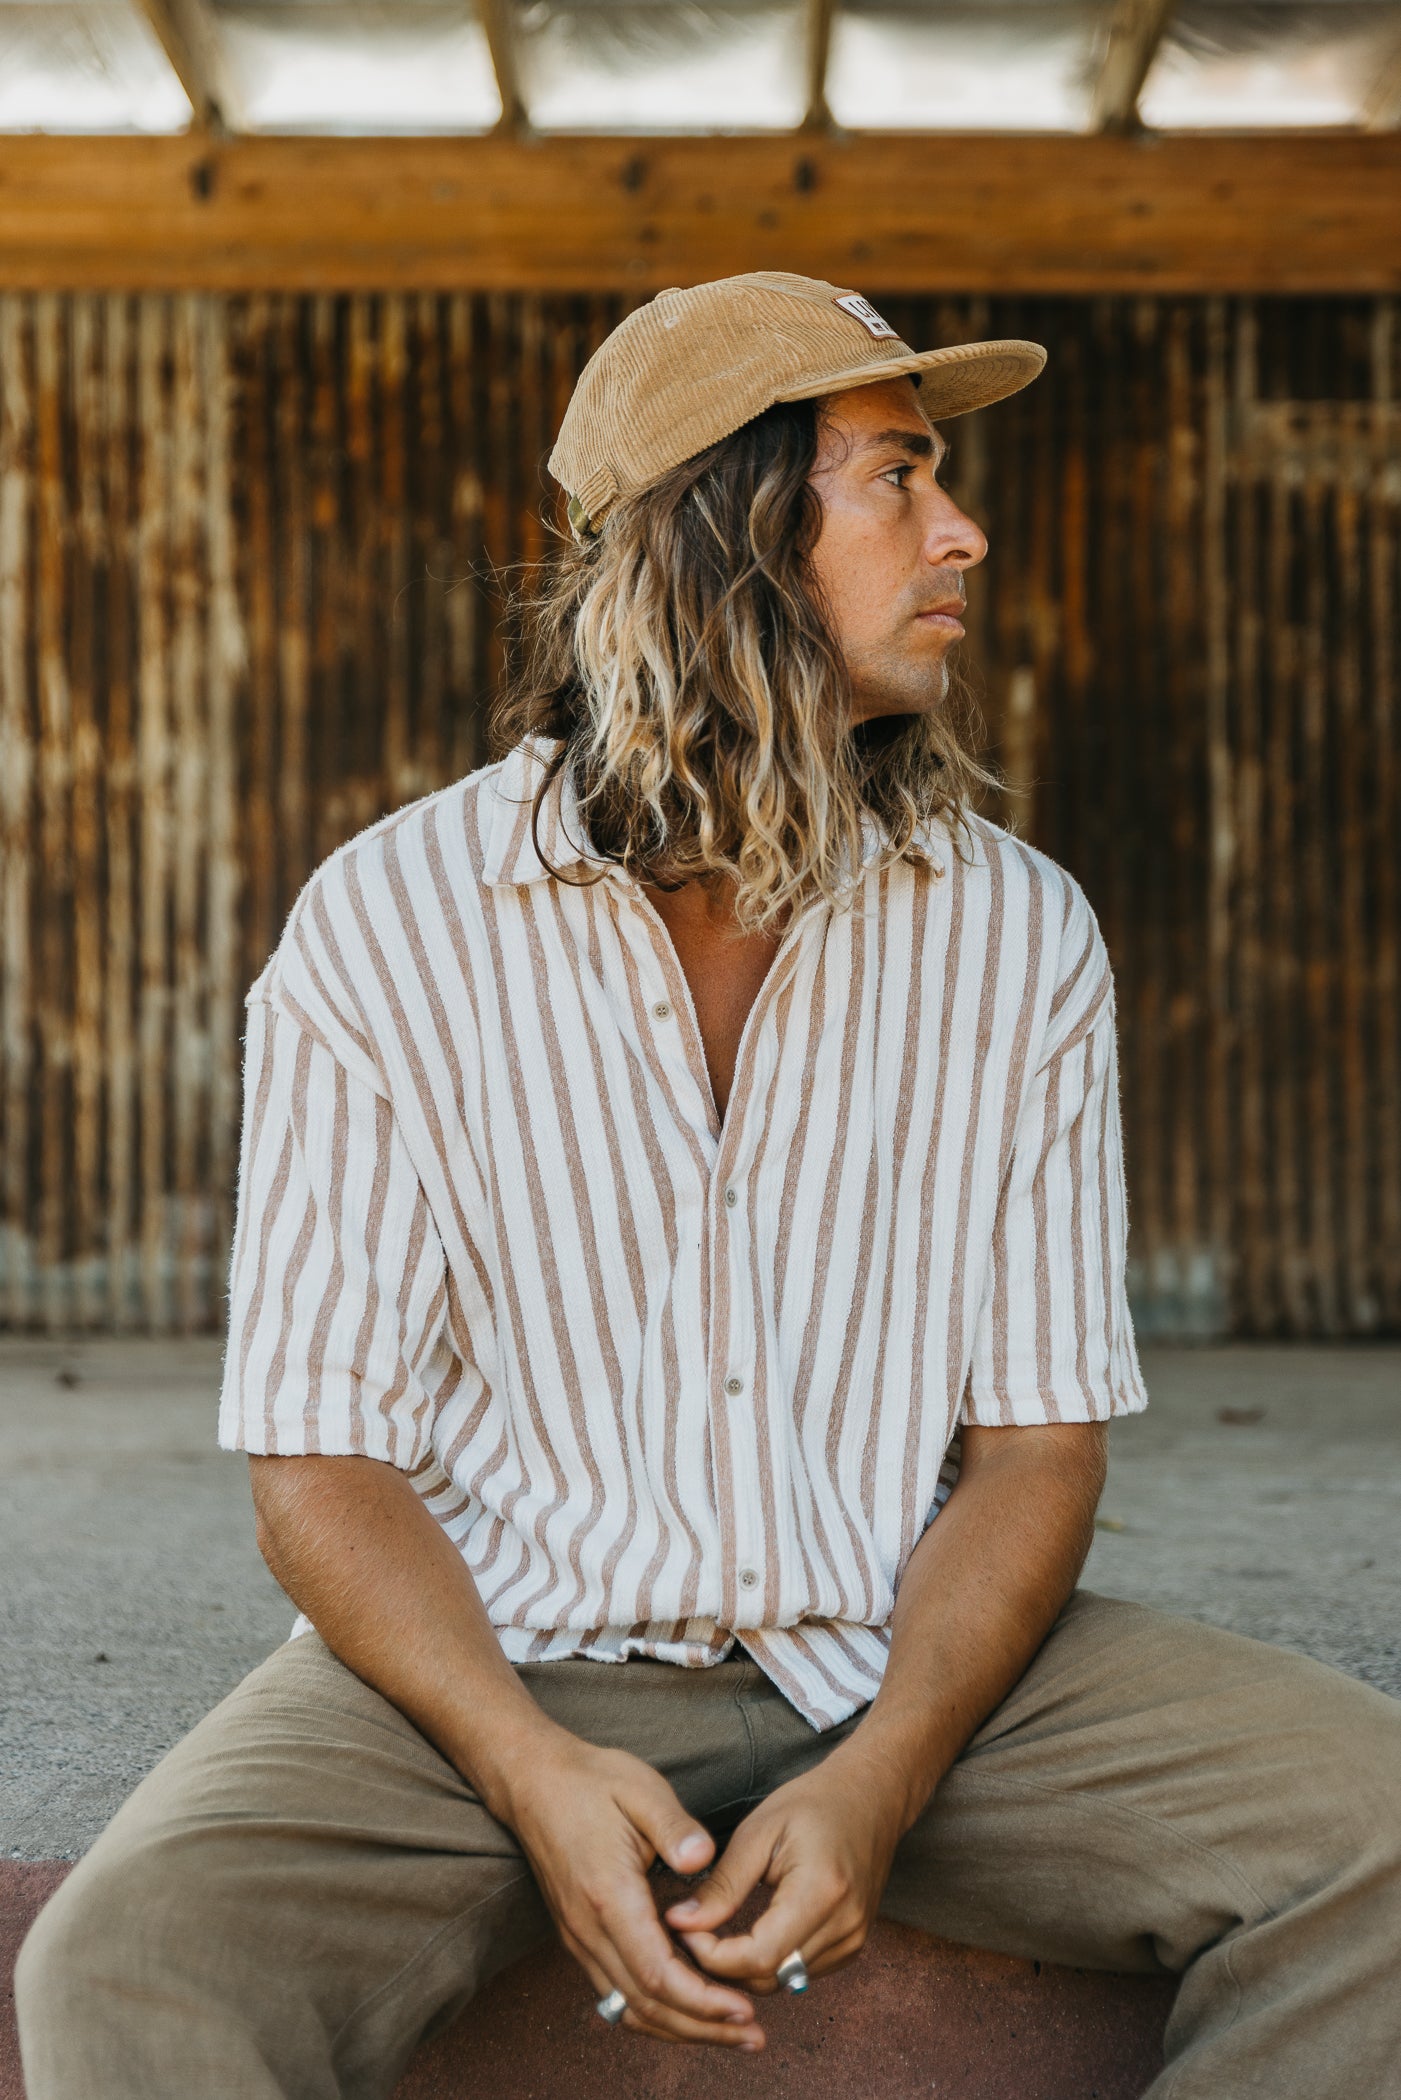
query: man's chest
[{"left": 387, "top": 862, "right": 1031, "bottom": 1297}]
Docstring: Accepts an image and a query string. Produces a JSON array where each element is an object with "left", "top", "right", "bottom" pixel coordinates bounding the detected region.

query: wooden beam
[
  {"left": 0, "top": 133, "right": 1398, "bottom": 293},
  {"left": 474, "top": 0, "right": 526, "bottom": 134},
  {"left": 1362, "top": 36, "right": 1401, "bottom": 130},
  {"left": 803, "top": 0, "right": 836, "bottom": 130},
  {"left": 132, "top": 0, "right": 234, "bottom": 132},
  {"left": 1092, "top": 0, "right": 1176, "bottom": 133}
]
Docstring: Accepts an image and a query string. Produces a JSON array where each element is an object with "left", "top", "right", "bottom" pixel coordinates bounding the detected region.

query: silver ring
[
  {"left": 595, "top": 1988, "right": 628, "bottom": 2025},
  {"left": 776, "top": 1950, "right": 809, "bottom": 1994}
]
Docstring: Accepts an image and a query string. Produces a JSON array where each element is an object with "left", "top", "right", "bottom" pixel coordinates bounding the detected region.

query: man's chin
[{"left": 849, "top": 672, "right": 950, "bottom": 727}]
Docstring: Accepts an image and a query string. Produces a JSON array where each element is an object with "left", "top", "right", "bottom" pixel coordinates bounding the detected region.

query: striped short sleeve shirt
[{"left": 220, "top": 734, "right": 1147, "bottom": 1730}]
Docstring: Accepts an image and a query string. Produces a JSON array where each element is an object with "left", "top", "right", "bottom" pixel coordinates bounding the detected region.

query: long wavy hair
[{"left": 491, "top": 395, "right": 995, "bottom": 932}]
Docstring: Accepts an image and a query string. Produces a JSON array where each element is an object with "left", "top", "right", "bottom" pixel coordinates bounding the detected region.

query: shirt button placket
[
  {"left": 716, "top": 1160, "right": 761, "bottom": 1617},
  {"left": 720, "top": 1350, "right": 755, "bottom": 1601}
]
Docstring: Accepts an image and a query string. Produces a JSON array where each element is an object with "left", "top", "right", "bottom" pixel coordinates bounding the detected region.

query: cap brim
[{"left": 775, "top": 338, "right": 1046, "bottom": 421}]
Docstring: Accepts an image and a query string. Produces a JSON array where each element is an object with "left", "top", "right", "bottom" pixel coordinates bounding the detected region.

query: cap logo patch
[{"left": 833, "top": 293, "right": 898, "bottom": 341}]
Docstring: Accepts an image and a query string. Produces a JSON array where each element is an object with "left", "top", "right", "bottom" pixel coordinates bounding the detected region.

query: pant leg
[
  {"left": 15, "top": 1634, "right": 760, "bottom": 2100},
  {"left": 877, "top": 1591, "right": 1401, "bottom": 2100}
]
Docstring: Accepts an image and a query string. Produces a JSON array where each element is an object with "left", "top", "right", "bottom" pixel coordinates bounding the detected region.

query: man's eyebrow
[{"left": 860, "top": 427, "right": 942, "bottom": 461}]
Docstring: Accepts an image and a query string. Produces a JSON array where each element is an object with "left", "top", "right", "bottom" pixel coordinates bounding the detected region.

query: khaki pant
[{"left": 16, "top": 1592, "right": 1401, "bottom": 2100}]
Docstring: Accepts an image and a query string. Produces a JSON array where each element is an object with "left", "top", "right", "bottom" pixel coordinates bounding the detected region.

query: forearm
[
  {"left": 248, "top": 1453, "right": 566, "bottom": 1820},
  {"left": 830, "top": 1423, "right": 1107, "bottom": 1833}
]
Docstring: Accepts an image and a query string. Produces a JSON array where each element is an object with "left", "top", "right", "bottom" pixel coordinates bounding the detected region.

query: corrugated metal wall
[{"left": 0, "top": 292, "right": 1397, "bottom": 1336}]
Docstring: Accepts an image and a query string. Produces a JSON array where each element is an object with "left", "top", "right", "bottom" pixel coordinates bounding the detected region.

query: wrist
[
  {"left": 830, "top": 1710, "right": 957, "bottom": 1836},
  {"left": 443, "top": 1697, "right": 578, "bottom": 1828}
]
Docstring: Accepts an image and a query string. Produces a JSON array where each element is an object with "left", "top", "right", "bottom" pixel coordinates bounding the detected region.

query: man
[{"left": 18, "top": 272, "right": 1400, "bottom": 2098}]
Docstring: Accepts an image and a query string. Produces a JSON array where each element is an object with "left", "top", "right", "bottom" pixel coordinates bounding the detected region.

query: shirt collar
[
  {"left": 857, "top": 810, "right": 947, "bottom": 880},
  {"left": 481, "top": 736, "right": 600, "bottom": 887}
]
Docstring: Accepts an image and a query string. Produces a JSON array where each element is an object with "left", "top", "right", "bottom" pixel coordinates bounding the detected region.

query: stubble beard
[{"left": 847, "top": 635, "right": 954, "bottom": 723}]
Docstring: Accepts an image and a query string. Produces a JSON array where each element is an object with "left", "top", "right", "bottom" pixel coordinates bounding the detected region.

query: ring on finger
[
  {"left": 776, "top": 1951, "right": 809, "bottom": 1994},
  {"left": 595, "top": 1988, "right": 628, "bottom": 2025}
]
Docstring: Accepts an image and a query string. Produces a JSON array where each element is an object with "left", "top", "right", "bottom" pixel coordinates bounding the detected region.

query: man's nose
[{"left": 927, "top": 495, "right": 988, "bottom": 571}]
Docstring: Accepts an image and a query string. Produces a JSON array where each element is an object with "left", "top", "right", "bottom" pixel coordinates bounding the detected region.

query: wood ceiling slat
[{"left": 1091, "top": 0, "right": 1177, "bottom": 132}]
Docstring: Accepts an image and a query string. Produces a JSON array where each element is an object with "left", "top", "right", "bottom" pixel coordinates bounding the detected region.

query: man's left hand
[{"left": 662, "top": 1747, "right": 907, "bottom": 1992}]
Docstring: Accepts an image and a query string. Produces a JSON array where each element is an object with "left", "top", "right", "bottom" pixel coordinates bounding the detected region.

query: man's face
[{"left": 806, "top": 377, "right": 988, "bottom": 725}]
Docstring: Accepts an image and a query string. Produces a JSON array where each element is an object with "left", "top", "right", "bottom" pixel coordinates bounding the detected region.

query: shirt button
[
  {"left": 739, "top": 1568, "right": 759, "bottom": 1589},
  {"left": 653, "top": 1000, "right": 672, "bottom": 1019},
  {"left": 725, "top": 1375, "right": 744, "bottom": 1395},
  {"left": 723, "top": 1185, "right": 739, "bottom": 1207}
]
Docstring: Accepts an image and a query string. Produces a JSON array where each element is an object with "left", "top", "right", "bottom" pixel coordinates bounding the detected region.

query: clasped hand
[{"left": 503, "top": 1732, "right": 905, "bottom": 2053}]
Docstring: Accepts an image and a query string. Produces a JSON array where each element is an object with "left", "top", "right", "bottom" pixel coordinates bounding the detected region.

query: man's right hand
[
  {"left": 498, "top": 1729, "right": 767, "bottom": 2050},
  {"left": 249, "top": 1455, "right": 765, "bottom": 2049}
]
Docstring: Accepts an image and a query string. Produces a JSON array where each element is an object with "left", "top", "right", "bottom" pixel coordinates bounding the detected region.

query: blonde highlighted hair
[{"left": 492, "top": 395, "right": 994, "bottom": 931}]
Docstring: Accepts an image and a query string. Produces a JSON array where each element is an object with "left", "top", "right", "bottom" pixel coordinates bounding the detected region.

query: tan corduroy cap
[{"left": 548, "top": 271, "right": 1046, "bottom": 532}]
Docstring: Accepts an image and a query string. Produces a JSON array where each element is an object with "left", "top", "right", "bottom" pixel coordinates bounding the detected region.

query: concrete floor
[{"left": 2, "top": 1338, "right": 1397, "bottom": 1861}]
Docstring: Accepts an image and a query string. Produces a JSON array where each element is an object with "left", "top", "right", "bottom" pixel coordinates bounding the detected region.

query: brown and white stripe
[{"left": 220, "top": 735, "right": 1146, "bottom": 1730}]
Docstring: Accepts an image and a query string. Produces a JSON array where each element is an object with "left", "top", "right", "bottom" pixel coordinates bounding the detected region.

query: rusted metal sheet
[
  {"left": 923, "top": 293, "right": 1401, "bottom": 1339},
  {"left": 0, "top": 292, "right": 1396, "bottom": 1336}
]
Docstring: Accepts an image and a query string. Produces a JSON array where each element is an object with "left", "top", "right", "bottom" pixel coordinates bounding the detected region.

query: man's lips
[{"left": 915, "top": 603, "right": 965, "bottom": 632}]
